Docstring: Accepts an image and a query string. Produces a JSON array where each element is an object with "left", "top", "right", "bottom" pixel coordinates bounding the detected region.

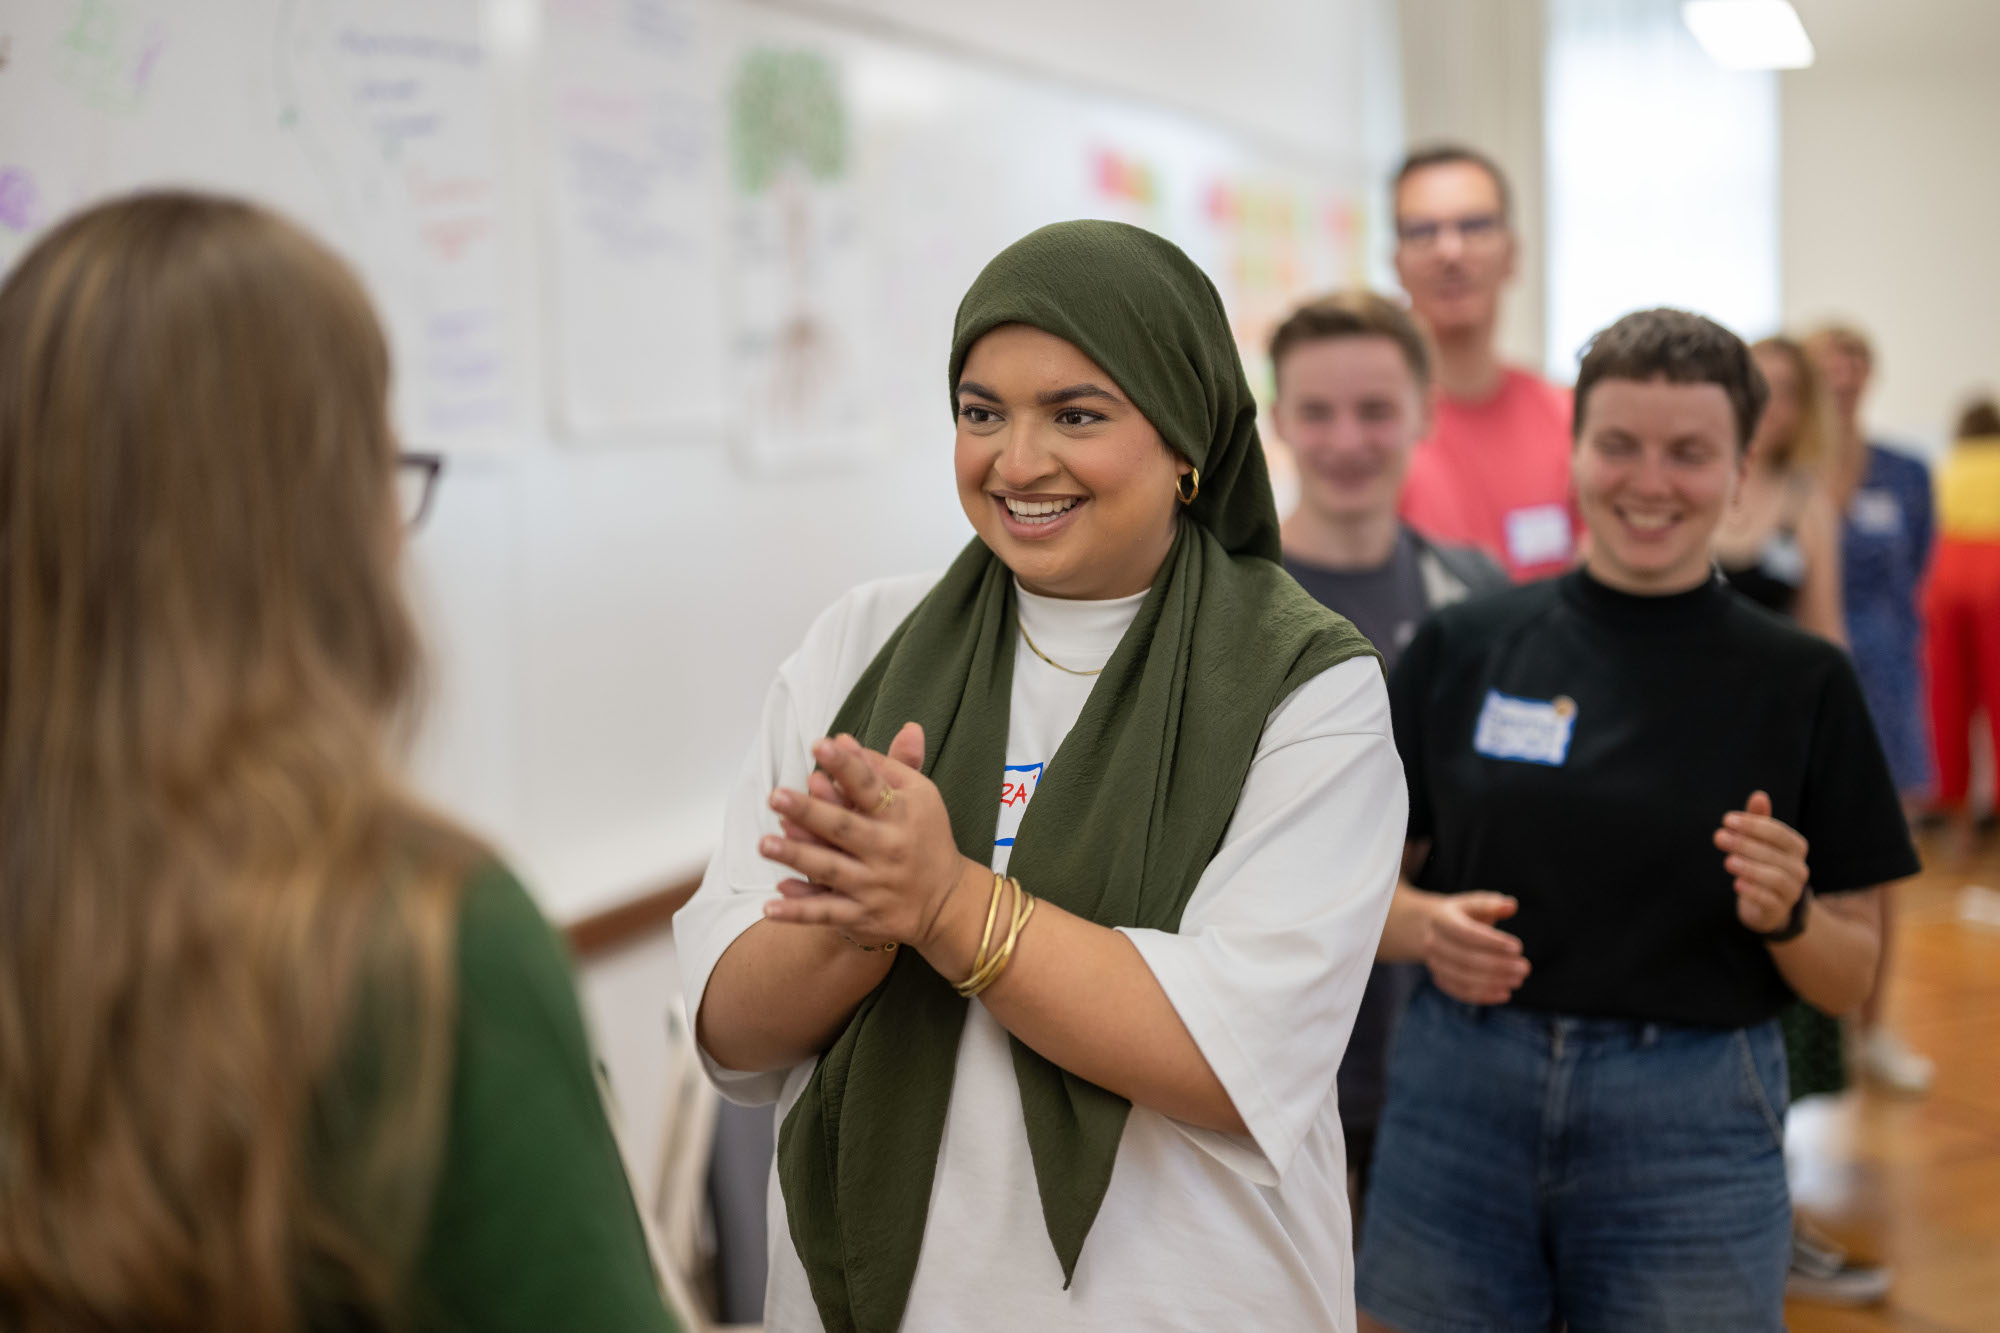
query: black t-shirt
[{"left": 1389, "top": 568, "right": 1921, "bottom": 1028}]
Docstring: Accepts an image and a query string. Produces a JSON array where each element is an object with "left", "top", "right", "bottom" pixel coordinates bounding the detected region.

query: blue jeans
[{"left": 1356, "top": 983, "right": 1791, "bottom": 1333}]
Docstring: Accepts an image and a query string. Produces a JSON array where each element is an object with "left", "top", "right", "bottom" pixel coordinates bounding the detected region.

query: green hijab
[{"left": 775, "top": 220, "right": 1375, "bottom": 1332}]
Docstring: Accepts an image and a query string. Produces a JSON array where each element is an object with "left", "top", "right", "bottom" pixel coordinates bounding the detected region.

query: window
[{"left": 1544, "top": 0, "right": 1780, "bottom": 378}]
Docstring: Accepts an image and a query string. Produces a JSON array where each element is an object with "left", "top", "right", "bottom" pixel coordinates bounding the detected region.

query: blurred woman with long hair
[
  {"left": 1712, "top": 334, "right": 1883, "bottom": 1302},
  {"left": 1805, "top": 323, "right": 1936, "bottom": 1100},
  {"left": 1715, "top": 335, "right": 1846, "bottom": 643},
  {"left": 0, "top": 192, "right": 678, "bottom": 1332}
]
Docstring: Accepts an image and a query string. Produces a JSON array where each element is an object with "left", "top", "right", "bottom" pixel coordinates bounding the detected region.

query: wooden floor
[{"left": 1785, "top": 850, "right": 2000, "bottom": 1333}]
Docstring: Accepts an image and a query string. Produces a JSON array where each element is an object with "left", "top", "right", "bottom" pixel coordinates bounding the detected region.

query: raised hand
[
  {"left": 1714, "top": 790, "right": 1810, "bottom": 936},
  {"left": 760, "top": 723, "right": 975, "bottom": 948}
]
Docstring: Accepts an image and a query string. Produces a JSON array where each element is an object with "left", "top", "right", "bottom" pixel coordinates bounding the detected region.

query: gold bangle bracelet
[
  {"left": 961, "top": 873, "right": 1008, "bottom": 993},
  {"left": 961, "top": 883, "right": 1033, "bottom": 999},
  {"left": 956, "top": 877, "right": 1035, "bottom": 999},
  {"left": 993, "top": 891, "right": 1036, "bottom": 985},
  {"left": 966, "top": 871, "right": 1006, "bottom": 977},
  {"left": 955, "top": 876, "right": 1017, "bottom": 997}
]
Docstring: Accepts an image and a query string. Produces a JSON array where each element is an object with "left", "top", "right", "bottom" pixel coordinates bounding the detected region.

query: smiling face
[
  {"left": 1574, "top": 376, "right": 1744, "bottom": 595},
  {"left": 954, "top": 323, "right": 1189, "bottom": 600},
  {"left": 1272, "top": 334, "right": 1428, "bottom": 524}
]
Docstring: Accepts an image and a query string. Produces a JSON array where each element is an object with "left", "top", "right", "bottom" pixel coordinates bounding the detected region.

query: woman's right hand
[{"left": 1422, "top": 892, "right": 1531, "bottom": 1005}]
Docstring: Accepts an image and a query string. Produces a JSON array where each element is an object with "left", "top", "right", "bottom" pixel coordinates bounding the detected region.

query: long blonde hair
[
  {"left": 1751, "top": 335, "right": 1835, "bottom": 473},
  {"left": 0, "top": 193, "right": 478, "bottom": 1330}
]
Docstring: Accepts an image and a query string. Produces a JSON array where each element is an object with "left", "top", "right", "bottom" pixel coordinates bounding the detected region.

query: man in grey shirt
[{"left": 1269, "top": 290, "right": 1506, "bottom": 1218}]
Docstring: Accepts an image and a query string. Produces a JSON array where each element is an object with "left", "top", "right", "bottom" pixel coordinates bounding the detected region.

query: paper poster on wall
[
  {"left": 0, "top": 0, "right": 521, "bottom": 450},
  {"left": 1203, "top": 176, "right": 1366, "bottom": 392},
  {"left": 724, "top": 41, "right": 873, "bottom": 472},
  {"left": 276, "top": 2, "right": 518, "bottom": 447},
  {"left": 543, "top": 0, "right": 726, "bottom": 438}
]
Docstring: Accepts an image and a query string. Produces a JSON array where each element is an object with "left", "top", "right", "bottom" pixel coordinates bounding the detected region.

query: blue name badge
[
  {"left": 1472, "top": 690, "right": 1577, "bottom": 767},
  {"left": 1850, "top": 488, "right": 1903, "bottom": 535}
]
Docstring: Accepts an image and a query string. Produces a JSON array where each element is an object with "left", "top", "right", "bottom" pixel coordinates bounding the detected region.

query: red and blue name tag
[{"left": 994, "top": 762, "right": 1045, "bottom": 847}]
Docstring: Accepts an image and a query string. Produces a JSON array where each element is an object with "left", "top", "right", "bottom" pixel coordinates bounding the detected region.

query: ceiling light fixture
[{"left": 1682, "top": 0, "right": 1816, "bottom": 70}]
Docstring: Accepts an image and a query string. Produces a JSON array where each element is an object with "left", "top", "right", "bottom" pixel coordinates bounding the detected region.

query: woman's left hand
[
  {"left": 760, "top": 722, "right": 973, "bottom": 947},
  {"left": 1713, "top": 790, "right": 1811, "bottom": 935}
]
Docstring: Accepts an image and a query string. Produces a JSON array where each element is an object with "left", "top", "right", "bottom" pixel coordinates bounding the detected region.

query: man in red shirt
[{"left": 1393, "top": 145, "right": 1576, "bottom": 581}]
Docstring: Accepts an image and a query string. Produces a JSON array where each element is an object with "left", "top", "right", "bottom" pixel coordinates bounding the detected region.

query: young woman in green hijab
[{"left": 677, "top": 221, "right": 1403, "bottom": 1333}]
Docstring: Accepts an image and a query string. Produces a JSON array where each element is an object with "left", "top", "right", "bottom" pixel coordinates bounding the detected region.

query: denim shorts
[{"left": 1355, "top": 983, "right": 1792, "bottom": 1333}]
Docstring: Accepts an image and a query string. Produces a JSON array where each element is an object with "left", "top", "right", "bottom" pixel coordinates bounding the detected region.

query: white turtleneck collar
[{"left": 1013, "top": 579, "right": 1146, "bottom": 676}]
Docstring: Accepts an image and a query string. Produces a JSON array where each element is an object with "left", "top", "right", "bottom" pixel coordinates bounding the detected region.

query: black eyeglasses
[
  {"left": 397, "top": 452, "right": 443, "bottom": 529},
  {"left": 1396, "top": 212, "right": 1507, "bottom": 251}
]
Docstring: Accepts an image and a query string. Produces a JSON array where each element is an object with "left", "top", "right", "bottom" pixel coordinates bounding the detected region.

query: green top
[
  {"left": 775, "top": 220, "right": 1376, "bottom": 1333},
  {"left": 409, "top": 864, "right": 680, "bottom": 1333}
]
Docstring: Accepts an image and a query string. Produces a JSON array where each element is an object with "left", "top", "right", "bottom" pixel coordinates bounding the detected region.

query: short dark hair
[
  {"left": 1957, "top": 397, "right": 2000, "bottom": 440},
  {"left": 1573, "top": 308, "right": 1768, "bottom": 451},
  {"left": 1393, "top": 144, "right": 1512, "bottom": 224},
  {"left": 1267, "top": 289, "right": 1433, "bottom": 395}
]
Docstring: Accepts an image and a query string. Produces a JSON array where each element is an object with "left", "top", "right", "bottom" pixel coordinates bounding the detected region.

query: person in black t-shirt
[
  {"left": 1354, "top": 310, "right": 1919, "bottom": 1333},
  {"left": 1267, "top": 289, "right": 1507, "bottom": 1225}
]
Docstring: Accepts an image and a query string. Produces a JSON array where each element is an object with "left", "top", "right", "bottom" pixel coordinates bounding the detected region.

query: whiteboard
[{"left": 0, "top": 0, "right": 521, "bottom": 450}]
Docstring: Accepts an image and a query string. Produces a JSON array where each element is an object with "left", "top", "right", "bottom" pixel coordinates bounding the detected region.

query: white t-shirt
[{"left": 677, "top": 573, "right": 1404, "bottom": 1332}]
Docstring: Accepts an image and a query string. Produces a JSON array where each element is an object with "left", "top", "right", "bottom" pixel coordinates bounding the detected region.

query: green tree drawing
[{"left": 728, "top": 48, "right": 847, "bottom": 195}]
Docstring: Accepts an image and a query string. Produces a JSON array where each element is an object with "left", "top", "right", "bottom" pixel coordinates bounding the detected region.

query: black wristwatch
[{"left": 1758, "top": 886, "right": 1813, "bottom": 943}]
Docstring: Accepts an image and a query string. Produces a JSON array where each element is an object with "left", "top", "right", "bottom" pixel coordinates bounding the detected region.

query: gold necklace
[{"left": 1018, "top": 621, "right": 1104, "bottom": 676}]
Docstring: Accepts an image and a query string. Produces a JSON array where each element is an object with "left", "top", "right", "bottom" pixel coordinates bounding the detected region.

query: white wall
[{"left": 1781, "top": 0, "right": 2000, "bottom": 450}]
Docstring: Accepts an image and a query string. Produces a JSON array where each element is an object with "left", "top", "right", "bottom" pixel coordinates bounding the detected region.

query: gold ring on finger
[{"left": 871, "top": 787, "right": 896, "bottom": 816}]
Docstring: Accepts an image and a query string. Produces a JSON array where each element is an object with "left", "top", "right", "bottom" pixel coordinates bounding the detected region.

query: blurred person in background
[
  {"left": 1715, "top": 337, "right": 1846, "bottom": 642},
  {"left": 1356, "top": 309, "right": 1918, "bottom": 1333},
  {"left": 1269, "top": 289, "right": 1506, "bottom": 1222},
  {"left": 0, "top": 193, "right": 679, "bottom": 1333},
  {"left": 1391, "top": 144, "right": 1576, "bottom": 582},
  {"left": 1715, "top": 334, "right": 1892, "bottom": 1306},
  {"left": 1922, "top": 397, "right": 2000, "bottom": 865},
  {"left": 1805, "top": 322, "right": 1935, "bottom": 1097}
]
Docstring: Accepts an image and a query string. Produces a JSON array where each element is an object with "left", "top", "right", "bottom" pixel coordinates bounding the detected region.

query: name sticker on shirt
[
  {"left": 1505, "top": 503, "right": 1574, "bottom": 568},
  {"left": 994, "top": 762, "right": 1045, "bottom": 848},
  {"left": 1850, "top": 488, "right": 1903, "bottom": 535},
  {"left": 1473, "top": 690, "right": 1577, "bottom": 767},
  {"left": 1761, "top": 535, "right": 1809, "bottom": 585}
]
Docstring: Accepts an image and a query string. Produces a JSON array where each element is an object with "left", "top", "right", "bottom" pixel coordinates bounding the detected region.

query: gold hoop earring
[{"left": 1176, "top": 467, "right": 1200, "bottom": 505}]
